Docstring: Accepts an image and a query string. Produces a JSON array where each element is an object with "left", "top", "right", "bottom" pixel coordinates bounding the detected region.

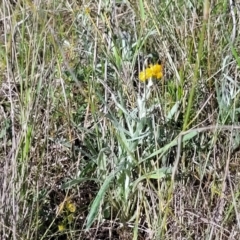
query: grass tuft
[{"left": 1, "top": 0, "right": 240, "bottom": 239}]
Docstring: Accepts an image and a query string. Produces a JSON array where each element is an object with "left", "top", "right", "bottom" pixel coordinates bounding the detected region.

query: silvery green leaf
[{"left": 167, "top": 101, "right": 180, "bottom": 121}]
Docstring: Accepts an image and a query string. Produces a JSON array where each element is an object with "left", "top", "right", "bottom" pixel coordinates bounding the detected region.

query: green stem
[{"left": 183, "top": 16, "right": 208, "bottom": 130}]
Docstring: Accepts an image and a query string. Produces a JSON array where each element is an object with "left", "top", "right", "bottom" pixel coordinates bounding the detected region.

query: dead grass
[{"left": 1, "top": 0, "right": 240, "bottom": 239}]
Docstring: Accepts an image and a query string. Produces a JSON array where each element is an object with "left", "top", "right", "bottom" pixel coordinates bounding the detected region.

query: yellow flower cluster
[
  {"left": 65, "top": 200, "right": 76, "bottom": 213},
  {"left": 139, "top": 64, "right": 163, "bottom": 82},
  {"left": 57, "top": 199, "right": 76, "bottom": 215},
  {"left": 57, "top": 199, "right": 76, "bottom": 232}
]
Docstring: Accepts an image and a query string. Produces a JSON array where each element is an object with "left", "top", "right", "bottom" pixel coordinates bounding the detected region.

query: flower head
[
  {"left": 66, "top": 200, "right": 76, "bottom": 213},
  {"left": 85, "top": 7, "right": 91, "bottom": 14},
  {"left": 58, "top": 224, "right": 66, "bottom": 232},
  {"left": 139, "top": 64, "right": 163, "bottom": 82}
]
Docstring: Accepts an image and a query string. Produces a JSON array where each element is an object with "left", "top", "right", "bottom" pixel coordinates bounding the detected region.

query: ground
[{"left": 1, "top": 1, "right": 240, "bottom": 239}]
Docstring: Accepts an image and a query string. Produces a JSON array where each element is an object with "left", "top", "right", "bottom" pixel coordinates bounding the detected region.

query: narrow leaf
[
  {"left": 86, "top": 165, "right": 124, "bottom": 229},
  {"left": 140, "top": 130, "right": 198, "bottom": 163}
]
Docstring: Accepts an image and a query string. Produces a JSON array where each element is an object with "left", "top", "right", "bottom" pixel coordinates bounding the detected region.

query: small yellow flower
[
  {"left": 58, "top": 224, "right": 66, "bottom": 232},
  {"left": 156, "top": 71, "right": 163, "bottom": 79},
  {"left": 139, "top": 64, "right": 163, "bottom": 82},
  {"left": 150, "top": 64, "right": 162, "bottom": 79},
  {"left": 66, "top": 200, "right": 76, "bottom": 213},
  {"left": 139, "top": 69, "right": 151, "bottom": 81},
  {"left": 85, "top": 8, "right": 91, "bottom": 14}
]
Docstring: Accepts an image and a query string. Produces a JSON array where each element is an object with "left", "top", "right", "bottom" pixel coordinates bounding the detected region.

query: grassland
[{"left": 1, "top": 0, "right": 240, "bottom": 239}]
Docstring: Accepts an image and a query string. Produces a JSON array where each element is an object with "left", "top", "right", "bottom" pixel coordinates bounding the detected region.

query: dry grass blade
[{"left": 1, "top": 0, "right": 240, "bottom": 239}]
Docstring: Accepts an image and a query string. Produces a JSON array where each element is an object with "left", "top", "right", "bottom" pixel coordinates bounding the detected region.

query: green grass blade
[
  {"left": 140, "top": 130, "right": 198, "bottom": 163},
  {"left": 86, "top": 164, "right": 124, "bottom": 229}
]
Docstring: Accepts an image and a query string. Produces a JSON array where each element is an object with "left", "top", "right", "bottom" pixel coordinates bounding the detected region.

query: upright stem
[{"left": 183, "top": 0, "right": 209, "bottom": 130}]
